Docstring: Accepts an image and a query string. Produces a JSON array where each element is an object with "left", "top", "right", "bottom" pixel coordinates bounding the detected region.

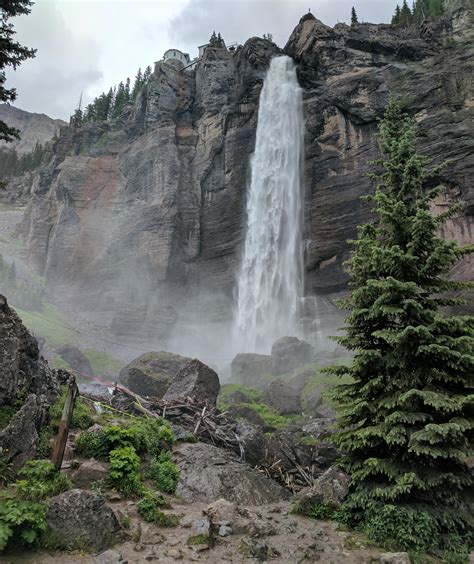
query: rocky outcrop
[
  {"left": 0, "top": 294, "right": 60, "bottom": 469},
  {"left": 174, "top": 442, "right": 290, "bottom": 504},
  {"left": 0, "top": 104, "right": 66, "bottom": 155},
  {"left": 18, "top": 4, "right": 474, "bottom": 344},
  {"left": 162, "top": 359, "right": 220, "bottom": 405},
  {"left": 292, "top": 466, "right": 351, "bottom": 514},
  {"left": 55, "top": 345, "right": 93, "bottom": 376},
  {"left": 271, "top": 336, "right": 314, "bottom": 375},
  {"left": 46, "top": 489, "right": 121, "bottom": 551},
  {"left": 118, "top": 351, "right": 192, "bottom": 397},
  {"left": 231, "top": 353, "right": 272, "bottom": 387}
]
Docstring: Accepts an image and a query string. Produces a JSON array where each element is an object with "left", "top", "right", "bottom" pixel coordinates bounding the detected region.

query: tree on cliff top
[
  {"left": 328, "top": 97, "right": 473, "bottom": 555},
  {"left": 351, "top": 7, "right": 359, "bottom": 25},
  {"left": 0, "top": 0, "right": 36, "bottom": 142}
]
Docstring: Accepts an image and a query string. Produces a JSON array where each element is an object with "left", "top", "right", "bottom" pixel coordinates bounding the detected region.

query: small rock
[
  {"left": 240, "top": 538, "right": 269, "bottom": 561},
  {"left": 380, "top": 553, "right": 411, "bottom": 564},
  {"left": 93, "top": 549, "right": 124, "bottom": 564},
  {"left": 69, "top": 459, "right": 108, "bottom": 488},
  {"left": 191, "top": 516, "right": 211, "bottom": 536},
  {"left": 219, "top": 525, "right": 233, "bottom": 537}
]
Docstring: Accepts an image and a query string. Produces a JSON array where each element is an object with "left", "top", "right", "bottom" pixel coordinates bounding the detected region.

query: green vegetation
[
  {"left": 391, "top": 0, "right": 445, "bottom": 26},
  {"left": 136, "top": 493, "right": 179, "bottom": 526},
  {"left": 327, "top": 97, "right": 473, "bottom": 557},
  {"left": 308, "top": 503, "right": 341, "bottom": 521},
  {"left": 108, "top": 446, "right": 142, "bottom": 497},
  {"left": 0, "top": 142, "right": 53, "bottom": 181},
  {"left": 148, "top": 452, "right": 179, "bottom": 494},
  {"left": 187, "top": 533, "right": 211, "bottom": 546},
  {"left": 49, "top": 386, "right": 95, "bottom": 430},
  {"left": 84, "top": 349, "right": 123, "bottom": 377},
  {"left": 0, "top": 405, "right": 16, "bottom": 430},
  {"left": 351, "top": 6, "right": 358, "bottom": 25},
  {"left": 218, "top": 383, "right": 263, "bottom": 409},
  {"left": 14, "top": 303, "right": 78, "bottom": 347},
  {"left": 0, "top": 460, "right": 71, "bottom": 552}
]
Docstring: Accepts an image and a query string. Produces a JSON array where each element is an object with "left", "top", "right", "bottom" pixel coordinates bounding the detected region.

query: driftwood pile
[{"left": 82, "top": 384, "right": 317, "bottom": 493}]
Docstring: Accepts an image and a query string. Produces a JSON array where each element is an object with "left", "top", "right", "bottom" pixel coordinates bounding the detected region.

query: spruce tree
[
  {"left": 400, "top": 0, "right": 414, "bottom": 25},
  {"left": 329, "top": 96, "right": 473, "bottom": 554},
  {"left": 351, "top": 6, "right": 359, "bottom": 26},
  {"left": 0, "top": 1, "right": 36, "bottom": 142},
  {"left": 392, "top": 4, "right": 402, "bottom": 25}
]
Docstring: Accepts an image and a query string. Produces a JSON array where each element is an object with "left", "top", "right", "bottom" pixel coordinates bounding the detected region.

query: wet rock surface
[
  {"left": 46, "top": 489, "right": 121, "bottom": 552},
  {"left": 174, "top": 442, "right": 290, "bottom": 504},
  {"left": 163, "top": 359, "right": 220, "bottom": 406},
  {"left": 119, "top": 351, "right": 192, "bottom": 397},
  {"left": 293, "top": 466, "right": 351, "bottom": 514},
  {"left": 271, "top": 336, "right": 314, "bottom": 375}
]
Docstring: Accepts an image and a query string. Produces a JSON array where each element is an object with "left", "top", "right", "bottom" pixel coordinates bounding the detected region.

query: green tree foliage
[
  {"left": 392, "top": 0, "right": 446, "bottom": 25},
  {"left": 328, "top": 97, "right": 473, "bottom": 554},
  {"left": 209, "top": 30, "right": 225, "bottom": 47},
  {"left": 351, "top": 6, "right": 359, "bottom": 25},
  {"left": 0, "top": 141, "right": 49, "bottom": 180},
  {"left": 0, "top": 0, "right": 36, "bottom": 142}
]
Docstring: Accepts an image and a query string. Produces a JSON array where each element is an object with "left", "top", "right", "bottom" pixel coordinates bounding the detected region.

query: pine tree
[
  {"left": 0, "top": 1, "right": 36, "bottom": 142},
  {"left": 328, "top": 96, "right": 473, "bottom": 554},
  {"left": 132, "top": 68, "right": 143, "bottom": 99},
  {"left": 400, "top": 0, "right": 414, "bottom": 25},
  {"left": 124, "top": 77, "right": 131, "bottom": 101},
  {"left": 143, "top": 65, "right": 152, "bottom": 82},
  {"left": 392, "top": 4, "right": 402, "bottom": 25},
  {"left": 209, "top": 30, "right": 218, "bottom": 46},
  {"left": 351, "top": 6, "right": 359, "bottom": 26}
]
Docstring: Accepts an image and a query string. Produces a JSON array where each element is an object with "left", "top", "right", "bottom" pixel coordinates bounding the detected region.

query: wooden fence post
[{"left": 52, "top": 381, "right": 78, "bottom": 470}]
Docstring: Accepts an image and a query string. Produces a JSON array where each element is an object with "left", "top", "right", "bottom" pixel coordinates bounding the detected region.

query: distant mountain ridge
[{"left": 0, "top": 104, "right": 66, "bottom": 155}]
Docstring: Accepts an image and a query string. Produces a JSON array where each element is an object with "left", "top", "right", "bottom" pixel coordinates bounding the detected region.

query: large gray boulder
[
  {"left": 46, "top": 489, "right": 120, "bottom": 551},
  {"left": 292, "top": 466, "right": 350, "bottom": 514},
  {"left": 118, "top": 351, "right": 192, "bottom": 397},
  {"left": 55, "top": 345, "right": 93, "bottom": 376},
  {"left": 230, "top": 353, "right": 272, "bottom": 387},
  {"left": 163, "top": 359, "right": 220, "bottom": 406},
  {"left": 0, "top": 295, "right": 60, "bottom": 469},
  {"left": 262, "top": 380, "right": 302, "bottom": 415},
  {"left": 174, "top": 442, "right": 290, "bottom": 504},
  {"left": 271, "top": 337, "right": 314, "bottom": 375}
]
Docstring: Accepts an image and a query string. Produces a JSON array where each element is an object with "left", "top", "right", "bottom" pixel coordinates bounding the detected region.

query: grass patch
[
  {"left": 217, "top": 384, "right": 262, "bottom": 411},
  {"left": 84, "top": 349, "right": 123, "bottom": 377},
  {"left": 13, "top": 303, "right": 79, "bottom": 347}
]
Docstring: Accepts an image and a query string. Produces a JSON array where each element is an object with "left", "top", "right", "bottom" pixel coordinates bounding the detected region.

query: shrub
[
  {"left": 308, "top": 503, "right": 339, "bottom": 521},
  {"left": 0, "top": 496, "right": 46, "bottom": 552},
  {"left": 50, "top": 387, "right": 94, "bottom": 430},
  {"left": 108, "top": 446, "right": 142, "bottom": 497},
  {"left": 74, "top": 429, "right": 108, "bottom": 458},
  {"left": 136, "top": 494, "right": 178, "bottom": 527},
  {"left": 134, "top": 418, "right": 174, "bottom": 456},
  {"left": 15, "top": 460, "right": 71, "bottom": 501},
  {"left": 148, "top": 452, "right": 179, "bottom": 494}
]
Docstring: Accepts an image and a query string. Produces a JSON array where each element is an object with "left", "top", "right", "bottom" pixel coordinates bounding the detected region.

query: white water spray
[{"left": 235, "top": 55, "right": 304, "bottom": 353}]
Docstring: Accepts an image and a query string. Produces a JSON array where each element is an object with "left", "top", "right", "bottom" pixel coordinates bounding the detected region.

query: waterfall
[{"left": 235, "top": 55, "right": 304, "bottom": 353}]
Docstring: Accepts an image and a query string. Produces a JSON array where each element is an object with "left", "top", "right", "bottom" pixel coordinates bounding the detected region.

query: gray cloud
[{"left": 168, "top": 0, "right": 395, "bottom": 53}]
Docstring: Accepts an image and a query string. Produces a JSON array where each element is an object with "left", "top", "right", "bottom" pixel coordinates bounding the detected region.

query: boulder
[
  {"left": 0, "top": 295, "right": 60, "bottom": 469},
  {"left": 271, "top": 337, "right": 314, "bottom": 375},
  {"left": 69, "top": 459, "right": 109, "bottom": 489},
  {"left": 292, "top": 466, "right": 350, "bottom": 514},
  {"left": 231, "top": 353, "right": 272, "bottom": 387},
  {"left": 301, "top": 380, "right": 336, "bottom": 419},
  {"left": 228, "top": 404, "right": 269, "bottom": 430},
  {"left": 379, "top": 554, "right": 411, "bottom": 564},
  {"left": 262, "top": 380, "right": 302, "bottom": 415},
  {"left": 55, "top": 345, "right": 93, "bottom": 376},
  {"left": 118, "top": 351, "right": 192, "bottom": 398},
  {"left": 163, "top": 359, "right": 220, "bottom": 406},
  {"left": 174, "top": 442, "right": 290, "bottom": 505},
  {"left": 46, "top": 489, "right": 120, "bottom": 552}
]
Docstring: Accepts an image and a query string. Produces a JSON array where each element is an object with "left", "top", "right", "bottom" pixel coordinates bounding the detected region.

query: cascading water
[{"left": 235, "top": 55, "right": 304, "bottom": 353}]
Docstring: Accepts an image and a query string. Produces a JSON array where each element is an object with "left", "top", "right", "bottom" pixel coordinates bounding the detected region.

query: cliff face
[
  {"left": 20, "top": 4, "right": 474, "bottom": 346},
  {"left": 0, "top": 104, "right": 66, "bottom": 154}
]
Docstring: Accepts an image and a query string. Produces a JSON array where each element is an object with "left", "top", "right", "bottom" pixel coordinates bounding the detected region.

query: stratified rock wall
[{"left": 20, "top": 4, "right": 474, "bottom": 343}]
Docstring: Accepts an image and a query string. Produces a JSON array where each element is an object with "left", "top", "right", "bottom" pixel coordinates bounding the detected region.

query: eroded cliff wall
[{"left": 20, "top": 4, "right": 473, "bottom": 351}]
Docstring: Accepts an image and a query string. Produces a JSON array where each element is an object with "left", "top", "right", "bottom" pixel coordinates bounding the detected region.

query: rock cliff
[{"left": 19, "top": 3, "right": 474, "bottom": 350}]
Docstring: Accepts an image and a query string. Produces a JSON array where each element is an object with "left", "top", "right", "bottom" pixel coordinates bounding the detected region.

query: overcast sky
[{"left": 6, "top": 0, "right": 395, "bottom": 120}]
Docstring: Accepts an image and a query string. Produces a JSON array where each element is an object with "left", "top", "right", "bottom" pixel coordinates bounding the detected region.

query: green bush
[
  {"left": 74, "top": 429, "right": 108, "bottom": 458},
  {"left": 35, "top": 427, "right": 54, "bottom": 459},
  {"left": 148, "top": 452, "right": 179, "bottom": 494},
  {"left": 15, "top": 460, "right": 71, "bottom": 501},
  {"left": 108, "top": 446, "right": 142, "bottom": 497},
  {"left": 0, "top": 405, "right": 16, "bottom": 430},
  {"left": 49, "top": 388, "right": 94, "bottom": 430},
  {"left": 133, "top": 418, "right": 174, "bottom": 456},
  {"left": 308, "top": 503, "right": 339, "bottom": 521},
  {"left": 136, "top": 494, "right": 178, "bottom": 527},
  {"left": 0, "top": 496, "right": 46, "bottom": 552}
]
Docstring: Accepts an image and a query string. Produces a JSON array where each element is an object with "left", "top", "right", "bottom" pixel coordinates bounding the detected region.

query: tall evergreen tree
[
  {"left": 329, "top": 97, "right": 473, "bottom": 554},
  {"left": 143, "top": 65, "right": 152, "bottom": 82},
  {"left": 400, "top": 0, "right": 413, "bottom": 25},
  {"left": 0, "top": 1, "right": 36, "bottom": 142},
  {"left": 351, "top": 6, "right": 359, "bottom": 26},
  {"left": 132, "top": 68, "right": 143, "bottom": 99},
  {"left": 392, "top": 4, "right": 402, "bottom": 25}
]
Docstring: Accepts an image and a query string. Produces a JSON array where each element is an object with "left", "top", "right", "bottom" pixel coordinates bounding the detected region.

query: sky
[{"left": 6, "top": 0, "right": 395, "bottom": 120}]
